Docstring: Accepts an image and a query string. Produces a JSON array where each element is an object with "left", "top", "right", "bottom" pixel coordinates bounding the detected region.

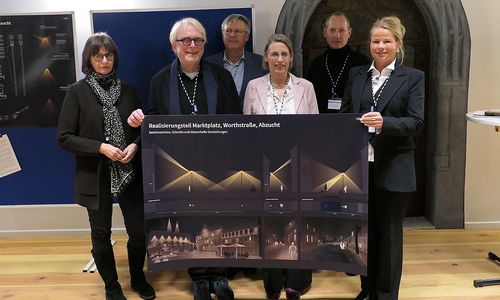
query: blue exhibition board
[
  {"left": 0, "top": 8, "right": 253, "bottom": 206},
  {"left": 91, "top": 7, "right": 254, "bottom": 109},
  {"left": 0, "top": 13, "right": 76, "bottom": 205}
]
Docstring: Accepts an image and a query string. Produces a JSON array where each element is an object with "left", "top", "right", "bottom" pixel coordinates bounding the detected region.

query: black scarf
[{"left": 85, "top": 70, "right": 134, "bottom": 198}]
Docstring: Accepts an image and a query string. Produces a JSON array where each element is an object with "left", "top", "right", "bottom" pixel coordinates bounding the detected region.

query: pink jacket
[{"left": 243, "top": 73, "right": 319, "bottom": 115}]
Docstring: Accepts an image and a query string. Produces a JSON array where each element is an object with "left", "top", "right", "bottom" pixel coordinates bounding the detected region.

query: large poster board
[
  {"left": 0, "top": 13, "right": 77, "bottom": 128},
  {"left": 142, "top": 114, "right": 369, "bottom": 275}
]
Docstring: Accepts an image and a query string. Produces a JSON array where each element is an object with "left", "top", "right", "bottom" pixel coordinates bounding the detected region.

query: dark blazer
[
  {"left": 340, "top": 64, "right": 425, "bottom": 192},
  {"left": 148, "top": 58, "right": 242, "bottom": 115},
  {"left": 57, "top": 79, "right": 143, "bottom": 209},
  {"left": 205, "top": 51, "right": 268, "bottom": 104}
]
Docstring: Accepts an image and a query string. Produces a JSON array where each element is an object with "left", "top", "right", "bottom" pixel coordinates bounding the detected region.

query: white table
[
  {"left": 466, "top": 110, "right": 500, "bottom": 131},
  {"left": 467, "top": 110, "right": 500, "bottom": 287}
]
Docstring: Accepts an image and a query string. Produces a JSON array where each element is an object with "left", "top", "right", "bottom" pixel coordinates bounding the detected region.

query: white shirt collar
[{"left": 368, "top": 59, "right": 397, "bottom": 76}]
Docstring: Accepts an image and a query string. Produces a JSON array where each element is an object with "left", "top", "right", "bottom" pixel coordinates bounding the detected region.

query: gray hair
[
  {"left": 169, "top": 17, "right": 207, "bottom": 46},
  {"left": 221, "top": 14, "right": 251, "bottom": 33}
]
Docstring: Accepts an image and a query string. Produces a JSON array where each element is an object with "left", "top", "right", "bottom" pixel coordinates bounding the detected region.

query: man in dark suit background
[
  {"left": 205, "top": 14, "right": 268, "bottom": 105},
  {"left": 308, "top": 11, "right": 369, "bottom": 113}
]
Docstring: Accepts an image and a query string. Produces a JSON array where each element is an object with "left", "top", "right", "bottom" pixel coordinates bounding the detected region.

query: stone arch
[{"left": 275, "top": 0, "right": 470, "bottom": 228}]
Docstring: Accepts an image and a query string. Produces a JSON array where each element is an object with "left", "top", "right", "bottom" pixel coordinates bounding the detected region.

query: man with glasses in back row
[
  {"left": 206, "top": 14, "right": 268, "bottom": 105},
  {"left": 127, "top": 17, "right": 241, "bottom": 300},
  {"left": 205, "top": 13, "right": 267, "bottom": 280}
]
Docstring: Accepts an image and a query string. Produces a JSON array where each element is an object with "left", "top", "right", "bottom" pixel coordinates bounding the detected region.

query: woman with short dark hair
[{"left": 57, "top": 32, "right": 155, "bottom": 300}]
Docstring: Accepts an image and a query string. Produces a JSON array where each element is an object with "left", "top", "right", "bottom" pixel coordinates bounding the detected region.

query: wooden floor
[{"left": 2, "top": 229, "right": 500, "bottom": 299}]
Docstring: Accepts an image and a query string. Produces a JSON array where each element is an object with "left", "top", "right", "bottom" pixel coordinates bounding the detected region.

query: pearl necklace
[{"left": 270, "top": 73, "right": 290, "bottom": 89}]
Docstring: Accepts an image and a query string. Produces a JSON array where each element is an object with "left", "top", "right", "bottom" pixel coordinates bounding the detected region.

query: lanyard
[
  {"left": 325, "top": 52, "right": 350, "bottom": 97},
  {"left": 371, "top": 73, "right": 391, "bottom": 108}
]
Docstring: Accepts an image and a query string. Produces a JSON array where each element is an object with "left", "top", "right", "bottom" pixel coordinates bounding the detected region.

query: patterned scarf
[{"left": 85, "top": 70, "right": 134, "bottom": 198}]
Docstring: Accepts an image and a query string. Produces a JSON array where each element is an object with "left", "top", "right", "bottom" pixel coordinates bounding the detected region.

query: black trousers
[
  {"left": 87, "top": 170, "right": 146, "bottom": 254},
  {"left": 360, "top": 165, "right": 409, "bottom": 300},
  {"left": 262, "top": 268, "right": 312, "bottom": 293}
]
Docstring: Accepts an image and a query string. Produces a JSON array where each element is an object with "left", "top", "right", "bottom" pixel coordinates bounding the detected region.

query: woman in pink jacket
[
  {"left": 243, "top": 34, "right": 318, "bottom": 116},
  {"left": 243, "top": 33, "right": 318, "bottom": 300}
]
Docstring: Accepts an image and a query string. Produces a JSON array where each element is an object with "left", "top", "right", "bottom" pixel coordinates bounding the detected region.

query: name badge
[{"left": 327, "top": 98, "right": 342, "bottom": 110}]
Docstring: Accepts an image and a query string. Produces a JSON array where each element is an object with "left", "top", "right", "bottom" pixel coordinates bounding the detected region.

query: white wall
[{"left": 462, "top": 0, "right": 500, "bottom": 229}]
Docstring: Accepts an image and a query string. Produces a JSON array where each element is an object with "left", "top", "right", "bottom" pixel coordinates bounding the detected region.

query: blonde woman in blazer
[
  {"left": 341, "top": 16, "right": 425, "bottom": 300},
  {"left": 243, "top": 33, "right": 318, "bottom": 300}
]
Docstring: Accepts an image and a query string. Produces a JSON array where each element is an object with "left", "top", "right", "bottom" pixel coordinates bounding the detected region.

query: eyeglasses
[
  {"left": 222, "top": 29, "right": 248, "bottom": 36},
  {"left": 268, "top": 51, "right": 290, "bottom": 60},
  {"left": 93, "top": 53, "right": 114, "bottom": 62},
  {"left": 176, "top": 37, "right": 204, "bottom": 46}
]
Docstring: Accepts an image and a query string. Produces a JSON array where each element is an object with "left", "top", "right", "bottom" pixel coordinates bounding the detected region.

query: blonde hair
[{"left": 370, "top": 16, "right": 406, "bottom": 63}]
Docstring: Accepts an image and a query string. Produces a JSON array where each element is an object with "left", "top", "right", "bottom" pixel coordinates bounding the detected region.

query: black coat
[
  {"left": 57, "top": 79, "right": 143, "bottom": 209},
  {"left": 309, "top": 45, "right": 370, "bottom": 113},
  {"left": 147, "top": 59, "right": 242, "bottom": 115}
]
